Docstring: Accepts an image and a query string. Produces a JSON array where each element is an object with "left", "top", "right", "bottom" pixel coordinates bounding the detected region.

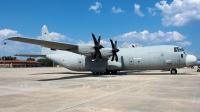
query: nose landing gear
[
  {"left": 197, "top": 65, "right": 200, "bottom": 72},
  {"left": 170, "top": 68, "right": 177, "bottom": 74}
]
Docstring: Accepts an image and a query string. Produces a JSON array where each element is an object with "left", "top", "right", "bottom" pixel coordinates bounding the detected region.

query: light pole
[{"left": 4, "top": 42, "right": 6, "bottom": 68}]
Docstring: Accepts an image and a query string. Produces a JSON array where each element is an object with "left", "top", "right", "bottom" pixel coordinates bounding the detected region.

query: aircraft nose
[{"left": 186, "top": 55, "right": 197, "bottom": 66}]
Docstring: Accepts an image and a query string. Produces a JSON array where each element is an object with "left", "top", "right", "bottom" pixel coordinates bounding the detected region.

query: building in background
[{"left": 0, "top": 60, "right": 41, "bottom": 68}]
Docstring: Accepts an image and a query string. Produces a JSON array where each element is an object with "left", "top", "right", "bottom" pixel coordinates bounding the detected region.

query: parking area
[{"left": 0, "top": 67, "right": 200, "bottom": 112}]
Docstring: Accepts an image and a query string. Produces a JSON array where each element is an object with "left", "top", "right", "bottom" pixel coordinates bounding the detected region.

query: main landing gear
[
  {"left": 92, "top": 72, "right": 105, "bottom": 75},
  {"left": 170, "top": 68, "right": 177, "bottom": 74},
  {"left": 92, "top": 70, "right": 118, "bottom": 75}
]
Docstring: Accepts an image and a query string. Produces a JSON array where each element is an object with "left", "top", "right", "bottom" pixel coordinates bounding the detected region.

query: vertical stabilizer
[
  {"left": 42, "top": 25, "right": 52, "bottom": 41},
  {"left": 41, "top": 25, "right": 54, "bottom": 54}
]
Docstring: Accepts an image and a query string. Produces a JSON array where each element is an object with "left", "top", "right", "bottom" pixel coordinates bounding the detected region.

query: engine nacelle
[
  {"left": 70, "top": 44, "right": 94, "bottom": 55},
  {"left": 71, "top": 44, "right": 113, "bottom": 57}
]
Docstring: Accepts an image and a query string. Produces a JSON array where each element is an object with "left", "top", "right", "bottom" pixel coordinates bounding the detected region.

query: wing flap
[{"left": 6, "top": 37, "right": 78, "bottom": 50}]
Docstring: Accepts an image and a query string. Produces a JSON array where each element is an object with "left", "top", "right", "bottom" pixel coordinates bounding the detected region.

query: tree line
[
  {"left": 0, "top": 56, "right": 53, "bottom": 67},
  {"left": 1, "top": 56, "right": 17, "bottom": 60}
]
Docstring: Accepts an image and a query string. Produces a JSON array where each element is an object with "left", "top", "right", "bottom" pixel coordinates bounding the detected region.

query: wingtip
[
  {"left": 4, "top": 36, "right": 21, "bottom": 41},
  {"left": 4, "top": 37, "right": 11, "bottom": 40}
]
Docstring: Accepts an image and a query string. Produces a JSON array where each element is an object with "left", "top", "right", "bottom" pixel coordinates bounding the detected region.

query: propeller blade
[
  {"left": 111, "top": 54, "right": 115, "bottom": 61},
  {"left": 110, "top": 39, "right": 115, "bottom": 49},
  {"left": 92, "top": 33, "right": 98, "bottom": 45},
  {"left": 98, "top": 35, "right": 101, "bottom": 44},
  {"left": 110, "top": 39, "right": 119, "bottom": 62},
  {"left": 114, "top": 53, "right": 118, "bottom": 62},
  {"left": 91, "top": 33, "right": 104, "bottom": 60},
  {"left": 93, "top": 50, "right": 98, "bottom": 59},
  {"left": 98, "top": 50, "right": 102, "bottom": 59}
]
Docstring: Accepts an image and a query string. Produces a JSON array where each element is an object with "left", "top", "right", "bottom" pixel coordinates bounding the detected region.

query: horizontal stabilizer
[
  {"left": 6, "top": 37, "right": 78, "bottom": 51},
  {"left": 14, "top": 54, "right": 46, "bottom": 58}
]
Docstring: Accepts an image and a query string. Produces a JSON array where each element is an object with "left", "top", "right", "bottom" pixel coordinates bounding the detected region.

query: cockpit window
[
  {"left": 174, "top": 47, "right": 177, "bottom": 52},
  {"left": 174, "top": 47, "right": 185, "bottom": 52},
  {"left": 180, "top": 48, "right": 184, "bottom": 51}
]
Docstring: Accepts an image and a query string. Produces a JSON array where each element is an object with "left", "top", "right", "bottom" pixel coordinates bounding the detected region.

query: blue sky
[{"left": 0, "top": 0, "right": 200, "bottom": 59}]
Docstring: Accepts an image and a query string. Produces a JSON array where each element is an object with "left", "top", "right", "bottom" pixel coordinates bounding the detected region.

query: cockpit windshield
[
  {"left": 180, "top": 48, "right": 184, "bottom": 52},
  {"left": 174, "top": 47, "right": 185, "bottom": 52}
]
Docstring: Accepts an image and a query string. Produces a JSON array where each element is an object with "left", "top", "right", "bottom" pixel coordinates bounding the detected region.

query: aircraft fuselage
[{"left": 47, "top": 45, "right": 196, "bottom": 74}]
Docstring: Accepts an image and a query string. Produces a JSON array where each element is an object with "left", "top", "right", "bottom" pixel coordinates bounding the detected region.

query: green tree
[
  {"left": 37, "top": 58, "right": 53, "bottom": 67},
  {"left": 27, "top": 58, "right": 35, "bottom": 61},
  {"left": 1, "top": 56, "right": 17, "bottom": 60}
]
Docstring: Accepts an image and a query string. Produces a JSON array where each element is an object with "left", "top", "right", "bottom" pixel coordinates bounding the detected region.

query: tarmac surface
[{"left": 0, "top": 67, "right": 200, "bottom": 112}]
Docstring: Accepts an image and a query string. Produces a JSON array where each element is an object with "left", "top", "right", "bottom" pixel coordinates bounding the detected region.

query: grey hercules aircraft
[{"left": 6, "top": 25, "right": 199, "bottom": 74}]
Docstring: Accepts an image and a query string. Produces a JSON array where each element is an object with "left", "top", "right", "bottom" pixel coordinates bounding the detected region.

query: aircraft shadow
[
  {"left": 37, "top": 72, "right": 117, "bottom": 81},
  {"left": 123, "top": 72, "right": 196, "bottom": 75},
  {"left": 30, "top": 72, "right": 89, "bottom": 75},
  {"left": 36, "top": 71, "right": 197, "bottom": 81},
  {"left": 119, "top": 70, "right": 198, "bottom": 75},
  {"left": 37, "top": 74, "right": 93, "bottom": 81}
]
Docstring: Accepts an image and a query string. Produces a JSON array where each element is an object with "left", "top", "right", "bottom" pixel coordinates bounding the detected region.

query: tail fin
[
  {"left": 41, "top": 25, "right": 55, "bottom": 55},
  {"left": 42, "top": 25, "right": 52, "bottom": 41}
]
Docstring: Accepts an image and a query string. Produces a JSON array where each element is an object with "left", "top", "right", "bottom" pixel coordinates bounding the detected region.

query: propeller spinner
[
  {"left": 110, "top": 39, "right": 119, "bottom": 62},
  {"left": 92, "top": 33, "right": 104, "bottom": 60}
]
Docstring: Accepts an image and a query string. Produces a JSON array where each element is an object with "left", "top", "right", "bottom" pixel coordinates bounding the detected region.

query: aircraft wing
[
  {"left": 14, "top": 54, "right": 46, "bottom": 57},
  {"left": 6, "top": 37, "right": 78, "bottom": 50}
]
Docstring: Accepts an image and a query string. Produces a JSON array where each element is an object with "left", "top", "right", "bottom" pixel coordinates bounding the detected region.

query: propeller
[
  {"left": 110, "top": 39, "right": 119, "bottom": 62},
  {"left": 92, "top": 33, "right": 104, "bottom": 60}
]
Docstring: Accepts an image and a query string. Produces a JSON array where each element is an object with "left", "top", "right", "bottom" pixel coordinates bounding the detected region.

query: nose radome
[{"left": 186, "top": 55, "right": 197, "bottom": 66}]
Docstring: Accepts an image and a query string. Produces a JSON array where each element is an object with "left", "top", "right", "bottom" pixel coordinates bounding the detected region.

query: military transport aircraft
[{"left": 6, "top": 25, "right": 198, "bottom": 75}]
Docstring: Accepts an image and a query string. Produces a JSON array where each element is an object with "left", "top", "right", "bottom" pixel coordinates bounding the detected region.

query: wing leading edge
[
  {"left": 6, "top": 36, "right": 78, "bottom": 51},
  {"left": 14, "top": 54, "right": 46, "bottom": 58}
]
